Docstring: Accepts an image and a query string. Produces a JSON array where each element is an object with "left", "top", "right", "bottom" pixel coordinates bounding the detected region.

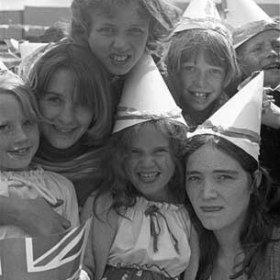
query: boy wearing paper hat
[
  {"left": 226, "top": 0, "right": 280, "bottom": 89},
  {"left": 163, "top": 0, "right": 239, "bottom": 128},
  {"left": 80, "top": 54, "right": 200, "bottom": 280},
  {"left": 184, "top": 71, "right": 280, "bottom": 279},
  {"left": 225, "top": 0, "right": 280, "bottom": 201}
]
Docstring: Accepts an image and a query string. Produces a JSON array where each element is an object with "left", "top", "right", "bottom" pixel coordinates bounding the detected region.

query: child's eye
[
  {"left": 251, "top": 45, "right": 263, "bottom": 53},
  {"left": 209, "top": 68, "right": 223, "bottom": 76},
  {"left": 23, "top": 119, "right": 36, "bottom": 127},
  {"left": 182, "top": 64, "right": 196, "bottom": 72},
  {"left": 0, "top": 124, "right": 9, "bottom": 132},
  {"left": 45, "top": 96, "right": 63, "bottom": 106},
  {"left": 128, "top": 27, "right": 144, "bottom": 36},
  {"left": 130, "top": 149, "right": 141, "bottom": 156},
  {"left": 98, "top": 26, "right": 115, "bottom": 35},
  {"left": 153, "top": 147, "right": 169, "bottom": 156}
]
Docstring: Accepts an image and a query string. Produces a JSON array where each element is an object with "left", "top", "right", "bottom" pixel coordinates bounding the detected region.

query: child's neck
[{"left": 143, "top": 189, "right": 179, "bottom": 204}]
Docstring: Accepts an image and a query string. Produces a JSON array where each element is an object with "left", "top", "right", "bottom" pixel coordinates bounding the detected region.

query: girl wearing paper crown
[
  {"left": 163, "top": 0, "right": 239, "bottom": 129},
  {"left": 80, "top": 54, "right": 199, "bottom": 280},
  {"left": 184, "top": 72, "right": 280, "bottom": 280}
]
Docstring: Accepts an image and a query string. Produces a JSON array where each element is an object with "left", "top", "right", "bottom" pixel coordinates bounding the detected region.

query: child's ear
[{"left": 253, "top": 169, "right": 262, "bottom": 189}]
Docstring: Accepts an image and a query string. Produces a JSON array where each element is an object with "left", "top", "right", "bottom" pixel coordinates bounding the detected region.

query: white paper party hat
[
  {"left": 187, "top": 71, "right": 264, "bottom": 161},
  {"left": 113, "top": 53, "right": 187, "bottom": 133}
]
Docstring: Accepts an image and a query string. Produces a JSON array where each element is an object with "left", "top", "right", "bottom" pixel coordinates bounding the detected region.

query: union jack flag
[{"left": 0, "top": 218, "right": 91, "bottom": 280}]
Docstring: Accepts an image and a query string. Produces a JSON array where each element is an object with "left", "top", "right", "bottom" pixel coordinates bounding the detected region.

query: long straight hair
[{"left": 184, "top": 134, "right": 278, "bottom": 279}]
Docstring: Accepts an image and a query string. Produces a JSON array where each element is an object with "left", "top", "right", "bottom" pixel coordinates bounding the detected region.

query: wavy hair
[
  {"left": 184, "top": 134, "right": 279, "bottom": 279},
  {"left": 70, "top": 0, "right": 180, "bottom": 55},
  {"left": 94, "top": 119, "right": 188, "bottom": 215}
]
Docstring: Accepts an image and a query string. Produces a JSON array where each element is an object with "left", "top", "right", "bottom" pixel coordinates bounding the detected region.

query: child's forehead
[
  {"left": 95, "top": 0, "right": 148, "bottom": 18},
  {"left": 182, "top": 47, "right": 225, "bottom": 67}
]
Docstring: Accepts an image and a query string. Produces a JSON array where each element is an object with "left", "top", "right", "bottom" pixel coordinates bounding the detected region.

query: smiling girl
[
  {"left": 0, "top": 70, "right": 79, "bottom": 238},
  {"left": 163, "top": 0, "right": 239, "bottom": 129}
]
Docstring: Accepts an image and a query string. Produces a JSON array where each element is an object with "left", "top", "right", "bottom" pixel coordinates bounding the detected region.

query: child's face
[
  {"left": 0, "top": 93, "right": 39, "bottom": 171},
  {"left": 125, "top": 123, "right": 175, "bottom": 202},
  {"left": 238, "top": 29, "right": 280, "bottom": 88},
  {"left": 179, "top": 49, "right": 226, "bottom": 112},
  {"left": 87, "top": 1, "right": 150, "bottom": 75},
  {"left": 39, "top": 69, "right": 93, "bottom": 149}
]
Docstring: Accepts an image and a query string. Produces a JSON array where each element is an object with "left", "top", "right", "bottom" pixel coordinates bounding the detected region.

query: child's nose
[
  {"left": 112, "top": 34, "right": 129, "bottom": 50},
  {"left": 14, "top": 125, "right": 28, "bottom": 143},
  {"left": 59, "top": 103, "right": 75, "bottom": 124},
  {"left": 140, "top": 155, "right": 155, "bottom": 167},
  {"left": 194, "top": 71, "right": 207, "bottom": 87}
]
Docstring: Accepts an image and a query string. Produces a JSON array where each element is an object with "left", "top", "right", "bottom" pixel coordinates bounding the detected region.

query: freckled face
[
  {"left": 38, "top": 69, "right": 93, "bottom": 149},
  {"left": 185, "top": 144, "right": 251, "bottom": 234},
  {"left": 125, "top": 124, "right": 175, "bottom": 202},
  {"left": 179, "top": 50, "right": 226, "bottom": 112},
  {"left": 87, "top": 1, "right": 150, "bottom": 75}
]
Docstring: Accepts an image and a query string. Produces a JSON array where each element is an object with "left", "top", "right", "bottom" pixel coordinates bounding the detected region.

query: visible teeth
[
  {"left": 263, "top": 63, "right": 280, "bottom": 70},
  {"left": 111, "top": 55, "right": 128, "bottom": 62},
  {"left": 10, "top": 147, "right": 29, "bottom": 155},
  {"left": 193, "top": 92, "right": 207, "bottom": 98},
  {"left": 139, "top": 172, "right": 158, "bottom": 178},
  {"left": 55, "top": 126, "right": 73, "bottom": 133}
]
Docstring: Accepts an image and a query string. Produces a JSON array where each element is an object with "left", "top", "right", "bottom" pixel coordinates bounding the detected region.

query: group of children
[{"left": 0, "top": 0, "right": 279, "bottom": 279}]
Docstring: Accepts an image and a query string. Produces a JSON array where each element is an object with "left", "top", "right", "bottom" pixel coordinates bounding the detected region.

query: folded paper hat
[
  {"left": 225, "top": 0, "right": 279, "bottom": 48},
  {"left": 187, "top": 71, "right": 264, "bottom": 162},
  {"left": 113, "top": 53, "right": 187, "bottom": 133},
  {"left": 174, "top": 0, "right": 232, "bottom": 42}
]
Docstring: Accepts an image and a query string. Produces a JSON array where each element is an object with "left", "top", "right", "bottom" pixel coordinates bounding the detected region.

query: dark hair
[
  {"left": 94, "top": 119, "right": 188, "bottom": 215},
  {"left": 184, "top": 134, "right": 278, "bottom": 279},
  {"left": 70, "top": 0, "right": 180, "bottom": 55},
  {"left": 27, "top": 40, "right": 114, "bottom": 145},
  {"left": 164, "top": 28, "right": 239, "bottom": 103}
]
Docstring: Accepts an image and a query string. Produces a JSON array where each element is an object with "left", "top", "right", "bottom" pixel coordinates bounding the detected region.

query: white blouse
[{"left": 107, "top": 197, "right": 192, "bottom": 278}]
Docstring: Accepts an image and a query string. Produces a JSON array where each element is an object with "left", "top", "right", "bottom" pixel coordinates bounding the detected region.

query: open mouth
[
  {"left": 190, "top": 91, "right": 211, "bottom": 102},
  {"left": 110, "top": 54, "right": 130, "bottom": 64},
  {"left": 263, "top": 62, "right": 280, "bottom": 70},
  {"left": 8, "top": 147, "right": 32, "bottom": 157},
  {"left": 53, "top": 125, "right": 75, "bottom": 134},
  {"left": 138, "top": 171, "right": 159, "bottom": 183}
]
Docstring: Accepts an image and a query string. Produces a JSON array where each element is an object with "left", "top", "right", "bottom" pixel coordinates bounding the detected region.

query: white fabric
[
  {"left": 107, "top": 197, "right": 192, "bottom": 278},
  {"left": 0, "top": 167, "right": 79, "bottom": 239}
]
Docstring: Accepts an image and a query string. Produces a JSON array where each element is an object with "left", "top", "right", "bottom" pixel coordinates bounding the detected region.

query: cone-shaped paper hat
[
  {"left": 226, "top": 0, "right": 273, "bottom": 28},
  {"left": 187, "top": 71, "right": 264, "bottom": 161},
  {"left": 0, "top": 60, "right": 8, "bottom": 70},
  {"left": 226, "top": 0, "right": 279, "bottom": 48},
  {"left": 173, "top": 0, "right": 233, "bottom": 43},
  {"left": 113, "top": 54, "right": 187, "bottom": 133},
  {"left": 174, "top": 0, "right": 222, "bottom": 33}
]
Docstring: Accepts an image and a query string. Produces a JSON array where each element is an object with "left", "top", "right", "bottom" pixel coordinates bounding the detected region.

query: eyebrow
[
  {"left": 44, "top": 91, "right": 62, "bottom": 96},
  {"left": 186, "top": 170, "right": 239, "bottom": 175}
]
